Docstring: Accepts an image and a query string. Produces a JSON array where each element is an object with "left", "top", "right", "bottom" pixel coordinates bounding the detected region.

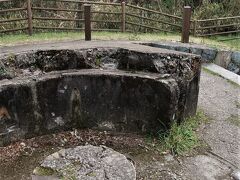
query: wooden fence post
[
  {"left": 84, "top": 4, "right": 91, "bottom": 41},
  {"left": 76, "top": 3, "right": 83, "bottom": 28},
  {"left": 27, "top": 0, "right": 33, "bottom": 36},
  {"left": 181, "top": 6, "right": 191, "bottom": 43},
  {"left": 121, "top": 1, "right": 126, "bottom": 32},
  {"left": 193, "top": 19, "right": 197, "bottom": 37}
]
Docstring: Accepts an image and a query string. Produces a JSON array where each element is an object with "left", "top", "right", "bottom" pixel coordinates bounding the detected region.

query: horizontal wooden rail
[
  {"left": 197, "top": 16, "right": 240, "bottom": 22},
  {"left": 0, "top": 0, "right": 13, "bottom": 2},
  {"left": 126, "top": 21, "right": 174, "bottom": 33},
  {"left": 92, "top": 28, "right": 121, "bottom": 32},
  {"left": 197, "top": 23, "right": 240, "bottom": 30},
  {"left": 91, "top": 11, "right": 121, "bottom": 15},
  {"left": 0, "top": 8, "right": 26, "bottom": 13},
  {"left": 0, "top": 18, "right": 27, "bottom": 23},
  {"left": 91, "top": 20, "right": 121, "bottom": 23},
  {"left": 0, "top": 27, "right": 27, "bottom": 33},
  {"left": 32, "top": 7, "right": 83, "bottom": 13},
  {"left": 126, "top": 12, "right": 182, "bottom": 28},
  {"left": 79, "top": 1, "right": 121, "bottom": 6},
  {"left": 197, "top": 30, "right": 240, "bottom": 37},
  {"left": 46, "top": 0, "right": 121, "bottom": 6},
  {"left": 126, "top": 4, "right": 182, "bottom": 20},
  {"left": 34, "top": 26, "right": 84, "bottom": 30},
  {"left": 33, "top": 17, "right": 84, "bottom": 21},
  {"left": 33, "top": 27, "right": 121, "bottom": 32}
]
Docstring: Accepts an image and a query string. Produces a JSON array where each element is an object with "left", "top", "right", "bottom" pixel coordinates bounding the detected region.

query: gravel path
[
  {"left": 182, "top": 69, "right": 240, "bottom": 180},
  {"left": 199, "top": 70, "right": 240, "bottom": 167}
]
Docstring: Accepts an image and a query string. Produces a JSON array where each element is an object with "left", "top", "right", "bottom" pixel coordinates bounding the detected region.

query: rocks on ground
[{"left": 32, "top": 145, "right": 136, "bottom": 180}]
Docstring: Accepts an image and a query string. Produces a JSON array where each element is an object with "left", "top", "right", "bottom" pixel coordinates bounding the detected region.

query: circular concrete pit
[{"left": 0, "top": 41, "right": 201, "bottom": 146}]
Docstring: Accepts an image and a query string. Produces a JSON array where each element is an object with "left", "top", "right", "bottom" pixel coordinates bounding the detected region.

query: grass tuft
[{"left": 147, "top": 111, "right": 209, "bottom": 156}]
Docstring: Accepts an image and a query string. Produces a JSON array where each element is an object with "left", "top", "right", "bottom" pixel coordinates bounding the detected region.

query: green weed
[{"left": 149, "top": 111, "right": 209, "bottom": 155}]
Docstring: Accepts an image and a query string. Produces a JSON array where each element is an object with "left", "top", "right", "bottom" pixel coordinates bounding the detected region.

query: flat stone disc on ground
[{"left": 32, "top": 145, "right": 136, "bottom": 180}]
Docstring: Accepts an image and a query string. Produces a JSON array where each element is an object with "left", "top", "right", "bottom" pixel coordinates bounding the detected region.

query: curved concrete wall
[{"left": 0, "top": 42, "right": 201, "bottom": 146}]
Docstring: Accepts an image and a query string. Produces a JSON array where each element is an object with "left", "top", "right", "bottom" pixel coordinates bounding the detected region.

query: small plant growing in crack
[{"left": 6, "top": 53, "right": 16, "bottom": 64}]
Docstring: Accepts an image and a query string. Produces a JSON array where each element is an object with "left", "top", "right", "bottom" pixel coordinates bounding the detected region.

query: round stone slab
[{"left": 32, "top": 145, "right": 136, "bottom": 180}]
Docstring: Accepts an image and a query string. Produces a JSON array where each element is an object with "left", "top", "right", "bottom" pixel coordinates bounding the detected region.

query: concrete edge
[
  {"left": 137, "top": 41, "right": 240, "bottom": 75},
  {"left": 202, "top": 63, "right": 240, "bottom": 86},
  {"left": 0, "top": 40, "right": 200, "bottom": 59}
]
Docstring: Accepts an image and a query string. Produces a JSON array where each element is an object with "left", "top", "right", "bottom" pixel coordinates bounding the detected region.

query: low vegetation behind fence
[{"left": 0, "top": 0, "right": 240, "bottom": 38}]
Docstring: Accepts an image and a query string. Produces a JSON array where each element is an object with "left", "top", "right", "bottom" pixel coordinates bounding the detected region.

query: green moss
[
  {"left": 34, "top": 164, "right": 79, "bottom": 180},
  {"left": 95, "top": 56, "right": 101, "bottom": 66},
  {"left": 0, "top": 66, "right": 7, "bottom": 75},
  {"left": 61, "top": 175, "right": 77, "bottom": 180},
  {"left": 34, "top": 166, "right": 58, "bottom": 176},
  {"left": 87, "top": 171, "right": 97, "bottom": 177},
  {"left": 202, "top": 67, "right": 220, "bottom": 76},
  {"left": 227, "top": 115, "right": 240, "bottom": 127},
  {"left": 6, "top": 53, "right": 16, "bottom": 63},
  {"left": 60, "top": 163, "right": 79, "bottom": 180},
  {"left": 235, "top": 101, "right": 240, "bottom": 109}
]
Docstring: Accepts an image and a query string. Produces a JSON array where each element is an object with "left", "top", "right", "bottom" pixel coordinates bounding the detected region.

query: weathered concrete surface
[
  {"left": 214, "top": 50, "right": 232, "bottom": 69},
  {"left": 0, "top": 41, "right": 197, "bottom": 58},
  {"left": 140, "top": 41, "right": 217, "bottom": 62},
  {"left": 0, "top": 60, "right": 13, "bottom": 80},
  {"left": 140, "top": 41, "right": 240, "bottom": 75},
  {"left": 32, "top": 145, "right": 136, "bottom": 180},
  {"left": 0, "top": 41, "right": 201, "bottom": 145},
  {"left": 0, "top": 64, "right": 238, "bottom": 180},
  {"left": 0, "top": 69, "right": 180, "bottom": 145},
  {"left": 203, "top": 63, "right": 240, "bottom": 86},
  {"left": 229, "top": 51, "right": 240, "bottom": 75},
  {"left": 183, "top": 155, "right": 232, "bottom": 180},
  {"left": 232, "top": 52, "right": 240, "bottom": 66}
]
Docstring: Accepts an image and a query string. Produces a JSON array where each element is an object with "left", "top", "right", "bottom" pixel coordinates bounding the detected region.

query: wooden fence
[
  {"left": 193, "top": 16, "right": 240, "bottom": 37},
  {"left": 0, "top": 0, "right": 240, "bottom": 41}
]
